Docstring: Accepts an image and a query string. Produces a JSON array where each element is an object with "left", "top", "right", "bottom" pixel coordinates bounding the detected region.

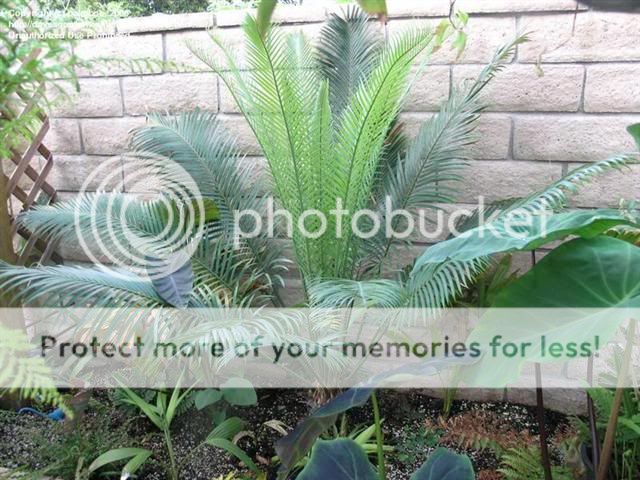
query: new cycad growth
[{"left": 190, "top": 13, "right": 447, "bottom": 283}]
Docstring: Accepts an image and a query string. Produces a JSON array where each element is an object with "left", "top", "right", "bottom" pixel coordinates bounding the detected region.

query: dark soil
[{"left": 0, "top": 390, "right": 576, "bottom": 480}]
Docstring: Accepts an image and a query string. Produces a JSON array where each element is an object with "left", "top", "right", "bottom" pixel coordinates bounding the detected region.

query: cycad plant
[
  {"left": 189, "top": 8, "right": 520, "bottom": 291},
  {"left": 0, "top": 112, "right": 286, "bottom": 309}
]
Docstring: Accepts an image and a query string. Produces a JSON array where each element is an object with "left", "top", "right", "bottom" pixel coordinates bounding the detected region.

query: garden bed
[{"left": 0, "top": 390, "right": 576, "bottom": 479}]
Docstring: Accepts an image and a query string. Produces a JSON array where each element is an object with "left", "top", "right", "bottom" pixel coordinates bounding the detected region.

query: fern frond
[
  {"left": 0, "top": 325, "right": 68, "bottom": 414},
  {"left": 498, "top": 446, "right": 573, "bottom": 480}
]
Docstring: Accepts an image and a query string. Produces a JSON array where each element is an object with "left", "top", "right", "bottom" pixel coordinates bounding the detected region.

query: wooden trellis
[{"left": 1, "top": 51, "right": 62, "bottom": 265}]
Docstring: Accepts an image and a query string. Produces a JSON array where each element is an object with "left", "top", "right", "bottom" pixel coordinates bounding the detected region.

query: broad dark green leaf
[
  {"left": 414, "top": 209, "right": 639, "bottom": 269},
  {"left": 194, "top": 389, "right": 223, "bottom": 410},
  {"left": 276, "top": 356, "right": 477, "bottom": 471},
  {"left": 411, "top": 448, "right": 474, "bottom": 480},
  {"left": 148, "top": 258, "right": 194, "bottom": 307},
  {"left": 463, "top": 236, "right": 640, "bottom": 386},
  {"left": 297, "top": 439, "right": 377, "bottom": 480},
  {"left": 221, "top": 378, "right": 258, "bottom": 406}
]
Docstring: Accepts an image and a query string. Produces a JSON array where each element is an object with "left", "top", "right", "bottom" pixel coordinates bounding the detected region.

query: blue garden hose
[{"left": 18, "top": 407, "right": 65, "bottom": 421}]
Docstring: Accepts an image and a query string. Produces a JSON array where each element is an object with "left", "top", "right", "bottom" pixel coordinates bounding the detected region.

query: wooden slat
[
  {"left": 8, "top": 118, "right": 49, "bottom": 194},
  {"left": 3, "top": 49, "right": 62, "bottom": 265}
]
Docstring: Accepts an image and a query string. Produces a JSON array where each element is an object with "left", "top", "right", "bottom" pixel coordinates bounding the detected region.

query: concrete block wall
[{"left": 46, "top": 0, "right": 640, "bottom": 283}]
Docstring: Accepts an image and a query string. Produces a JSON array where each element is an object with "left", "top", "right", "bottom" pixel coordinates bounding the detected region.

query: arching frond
[
  {"left": 356, "top": 35, "right": 528, "bottom": 275},
  {"left": 0, "top": 261, "right": 164, "bottom": 307},
  {"left": 17, "top": 193, "right": 182, "bottom": 264},
  {"left": 316, "top": 6, "right": 383, "bottom": 117},
  {"left": 191, "top": 238, "right": 276, "bottom": 307},
  {"left": 129, "top": 110, "right": 286, "bottom": 284}
]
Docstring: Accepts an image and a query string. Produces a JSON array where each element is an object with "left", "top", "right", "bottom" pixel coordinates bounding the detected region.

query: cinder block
[
  {"left": 123, "top": 73, "right": 217, "bottom": 116},
  {"left": 519, "top": 12, "right": 640, "bottom": 63},
  {"left": 514, "top": 114, "right": 640, "bottom": 162}
]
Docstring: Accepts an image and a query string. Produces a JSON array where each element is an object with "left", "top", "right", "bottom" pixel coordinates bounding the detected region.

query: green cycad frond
[
  {"left": 194, "top": 16, "right": 435, "bottom": 282},
  {"left": 404, "top": 258, "right": 488, "bottom": 312},
  {"left": 17, "top": 193, "right": 179, "bottom": 264},
  {"left": 129, "top": 110, "right": 286, "bottom": 283},
  {"left": 129, "top": 110, "right": 257, "bottom": 226},
  {"left": 309, "top": 278, "right": 404, "bottom": 308},
  {"left": 357, "top": 35, "right": 527, "bottom": 275},
  {"left": 191, "top": 238, "right": 275, "bottom": 307},
  {"left": 313, "top": 156, "right": 637, "bottom": 310},
  {"left": 316, "top": 6, "right": 383, "bottom": 117},
  {"left": 330, "top": 28, "right": 435, "bottom": 278},
  {"left": 191, "top": 17, "right": 322, "bottom": 278},
  {"left": 0, "top": 325, "right": 68, "bottom": 413},
  {"left": 506, "top": 154, "right": 634, "bottom": 214},
  {"left": 309, "top": 257, "right": 486, "bottom": 313},
  {"left": 0, "top": 261, "right": 163, "bottom": 307}
]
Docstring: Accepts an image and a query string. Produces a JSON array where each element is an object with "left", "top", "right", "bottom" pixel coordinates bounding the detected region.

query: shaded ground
[{"left": 0, "top": 390, "right": 576, "bottom": 479}]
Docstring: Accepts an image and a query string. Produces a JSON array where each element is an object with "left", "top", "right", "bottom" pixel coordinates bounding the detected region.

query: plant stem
[
  {"left": 370, "top": 391, "right": 386, "bottom": 480},
  {"left": 535, "top": 363, "right": 553, "bottom": 480},
  {"left": 597, "top": 321, "right": 636, "bottom": 480},
  {"left": 587, "top": 355, "right": 600, "bottom": 472},
  {"left": 531, "top": 251, "right": 553, "bottom": 480},
  {"left": 164, "top": 428, "right": 178, "bottom": 480}
]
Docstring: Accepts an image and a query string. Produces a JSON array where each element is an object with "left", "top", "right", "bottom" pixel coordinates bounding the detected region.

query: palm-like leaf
[
  {"left": 0, "top": 324, "right": 68, "bottom": 412},
  {"left": 312, "top": 156, "right": 638, "bottom": 310},
  {"left": 316, "top": 6, "right": 383, "bottom": 117},
  {"left": 0, "top": 261, "right": 164, "bottom": 307},
  {"left": 357, "top": 36, "right": 528, "bottom": 275},
  {"left": 18, "top": 193, "right": 180, "bottom": 266},
  {"left": 129, "top": 110, "right": 287, "bottom": 285},
  {"left": 192, "top": 16, "right": 435, "bottom": 282}
]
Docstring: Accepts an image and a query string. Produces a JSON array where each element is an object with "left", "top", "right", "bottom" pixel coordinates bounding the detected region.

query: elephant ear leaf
[
  {"left": 462, "top": 236, "right": 640, "bottom": 387},
  {"left": 492, "top": 236, "right": 640, "bottom": 309},
  {"left": 297, "top": 439, "right": 377, "bottom": 480},
  {"left": 411, "top": 448, "right": 474, "bottom": 480},
  {"left": 148, "top": 257, "right": 194, "bottom": 307},
  {"left": 628, "top": 123, "right": 640, "bottom": 150}
]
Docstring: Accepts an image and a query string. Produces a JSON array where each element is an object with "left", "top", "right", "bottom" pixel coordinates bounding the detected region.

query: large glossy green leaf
[
  {"left": 297, "top": 439, "right": 377, "bottom": 480},
  {"left": 411, "top": 448, "right": 474, "bottom": 480},
  {"left": 414, "top": 209, "right": 639, "bottom": 268},
  {"left": 194, "top": 389, "right": 224, "bottom": 410},
  {"left": 463, "top": 236, "right": 640, "bottom": 386}
]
